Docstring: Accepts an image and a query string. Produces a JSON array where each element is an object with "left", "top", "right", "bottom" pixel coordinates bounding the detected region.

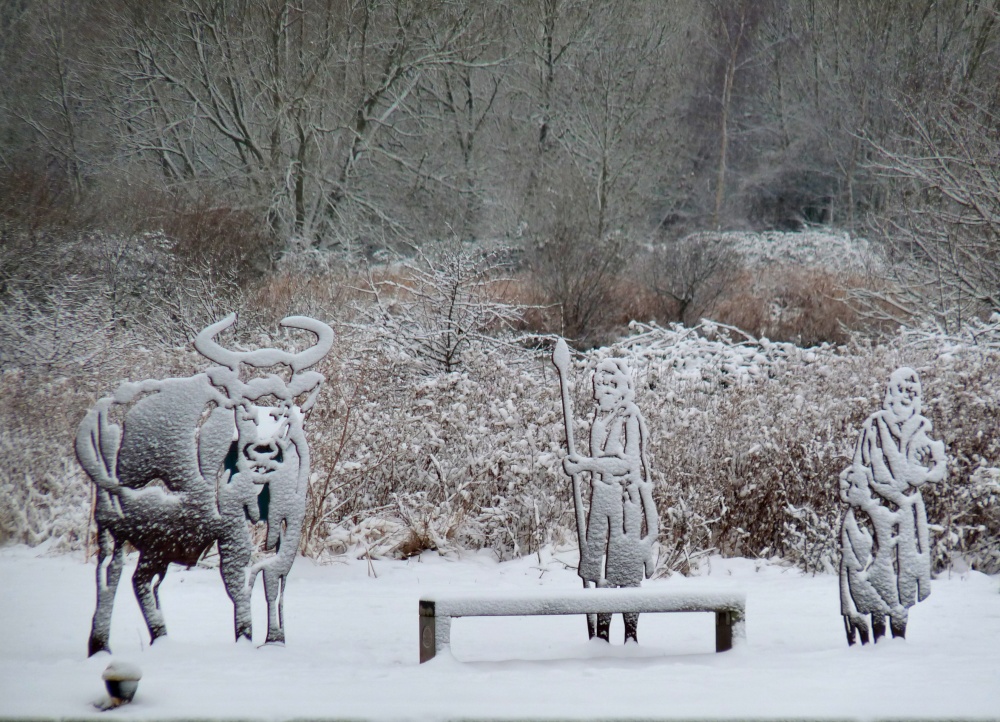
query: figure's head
[
  {"left": 884, "top": 367, "right": 921, "bottom": 423},
  {"left": 593, "top": 358, "right": 633, "bottom": 410}
]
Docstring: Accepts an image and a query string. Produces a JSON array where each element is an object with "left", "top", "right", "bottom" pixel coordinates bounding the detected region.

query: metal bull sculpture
[{"left": 76, "top": 314, "right": 334, "bottom": 656}]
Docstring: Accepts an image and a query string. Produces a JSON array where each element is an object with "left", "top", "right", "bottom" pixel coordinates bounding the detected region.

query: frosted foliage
[
  {"left": 75, "top": 314, "right": 333, "bottom": 656},
  {"left": 557, "top": 349, "right": 658, "bottom": 643},
  {"left": 838, "top": 367, "right": 947, "bottom": 645}
]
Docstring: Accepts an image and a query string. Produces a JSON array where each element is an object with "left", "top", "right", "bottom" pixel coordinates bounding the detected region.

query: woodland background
[{"left": 1, "top": 0, "right": 999, "bottom": 574}]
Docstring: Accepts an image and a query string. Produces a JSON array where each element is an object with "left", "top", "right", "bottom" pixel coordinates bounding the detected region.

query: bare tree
[
  {"left": 707, "top": 1, "right": 756, "bottom": 229},
  {"left": 3, "top": 0, "right": 998, "bottom": 268},
  {"left": 646, "top": 232, "right": 742, "bottom": 326},
  {"left": 99, "top": 0, "right": 491, "bottom": 248},
  {"left": 860, "top": 100, "right": 1000, "bottom": 331},
  {"left": 357, "top": 247, "right": 523, "bottom": 373},
  {"left": 407, "top": 6, "right": 513, "bottom": 239},
  {"left": 748, "top": 0, "right": 1000, "bottom": 232},
  {"left": 529, "top": 223, "right": 633, "bottom": 346},
  {"left": 552, "top": 3, "right": 677, "bottom": 242},
  {"left": 0, "top": 1, "right": 109, "bottom": 197}
]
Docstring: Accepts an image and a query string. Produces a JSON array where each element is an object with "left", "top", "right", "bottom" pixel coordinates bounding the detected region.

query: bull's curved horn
[
  {"left": 281, "top": 316, "right": 335, "bottom": 371},
  {"left": 194, "top": 313, "right": 243, "bottom": 370},
  {"left": 196, "top": 314, "right": 333, "bottom": 372}
]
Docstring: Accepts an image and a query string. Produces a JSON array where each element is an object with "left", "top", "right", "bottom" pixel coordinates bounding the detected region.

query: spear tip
[{"left": 552, "top": 337, "right": 571, "bottom": 372}]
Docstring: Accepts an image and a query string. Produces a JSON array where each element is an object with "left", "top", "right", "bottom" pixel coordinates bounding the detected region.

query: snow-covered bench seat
[{"left": 418, "top": 587, "right": 746, "bottom": 662}]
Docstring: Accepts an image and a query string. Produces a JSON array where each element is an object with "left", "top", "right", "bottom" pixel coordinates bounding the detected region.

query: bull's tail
[{"left": 75, "top": 399, "right": 122, "bottom": 492}]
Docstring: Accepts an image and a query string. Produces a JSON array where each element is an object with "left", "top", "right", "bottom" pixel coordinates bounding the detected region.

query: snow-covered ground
[{"left": 1, "top": 544, "right": 998, "bottom": 721}]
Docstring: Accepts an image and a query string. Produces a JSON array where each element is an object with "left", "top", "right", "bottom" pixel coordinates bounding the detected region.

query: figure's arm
[
  {"left": 563, "top": 412, "right": 640, "bottom": 478},
  {"left": 875, "top": 418, "right": 909, "bottom": 482},
  {"left": 638, "top": 478, "right": 659, "bottom": 536},
  {"left": 864, "top": 416, "right": 908, "bottom": 500},
  {"left": 910, "top": 424, "right": 947, "bottom": 486},
  {"left": 924, "top": 437, "right": 947, "bottom": 483},
  {"left": 563, "top": 453, "right": 630, "bottom": 477}
]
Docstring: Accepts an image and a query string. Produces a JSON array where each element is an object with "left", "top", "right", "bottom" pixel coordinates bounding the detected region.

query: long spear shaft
[
  {"left": 552, "top": 339, "right": 596, "bottom": 637},
  {"left": 552, "top": 339, "right": 586, "bottom": 551}
]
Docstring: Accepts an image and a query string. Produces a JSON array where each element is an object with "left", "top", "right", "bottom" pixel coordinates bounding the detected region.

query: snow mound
[{"left": 691, "top": 229, "right": 877, "bottom": 273}]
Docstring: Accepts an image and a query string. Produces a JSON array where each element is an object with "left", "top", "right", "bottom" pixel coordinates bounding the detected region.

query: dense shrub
[{"left": 3, "top": 236, "right": 999, "bottom": 576}]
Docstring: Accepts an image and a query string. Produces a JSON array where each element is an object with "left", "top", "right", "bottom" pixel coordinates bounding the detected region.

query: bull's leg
[
  {"left": 132, "top": 554, "right": 170, "bottom": 645},
  {"left": 263, "top": 570, "right": 286, "bottom": 644},
  {"left": 89, "top": 527, "right": 124, "bottom": 656},
  {"left": 219, "top": 537, "right": 254, "bottom": 642}
]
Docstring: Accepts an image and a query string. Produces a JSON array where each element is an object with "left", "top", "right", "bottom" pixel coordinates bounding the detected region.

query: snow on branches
[
  {"left": 352, "top": 248, "right": 524, "bottom": 373},
  {"left": 6, "top": 309, "right": 1000, "bottom": 581}
]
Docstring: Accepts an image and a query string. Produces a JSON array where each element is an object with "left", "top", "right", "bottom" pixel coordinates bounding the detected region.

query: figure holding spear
[{"left": 553, "top": 341, "right": 659, "bottom": 643}]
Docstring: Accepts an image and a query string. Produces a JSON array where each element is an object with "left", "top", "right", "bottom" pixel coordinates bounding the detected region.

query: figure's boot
[
  {"left": 624, "top": 612, "right": 639, "bottom": 644},
  {"left": 843, "top": 617, "right": 856, "bottom": 645},
  {"left": 890, "top": 616, "right": 907, "bottom": 639},
  {"left": 596, "top": 613, "right": 611, "bottom": 642},
  {"left": 844, "top": 616, "right": 870, "bottom": 646},
  {"left": 871, "top": 615, "right": 887, "bottom": 642}
]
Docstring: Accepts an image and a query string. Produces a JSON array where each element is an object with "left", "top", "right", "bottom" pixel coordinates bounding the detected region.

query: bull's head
[{"left": 195, "top": 314, "right": 334, "bottom": 524}]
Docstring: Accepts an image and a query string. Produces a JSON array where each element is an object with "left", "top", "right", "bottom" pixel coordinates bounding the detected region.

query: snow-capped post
[
  {"left": 552, "top": 338, "right": 597, "bottom": 638},
  {"left": 97, "top": 661, "right": 141, "bottom": 710},
  {"left": 838, "top": 367, "right": 947, "bottom": 645},
  {"left": 555, "top": 345, "right": 659, "bottom": 643},
  {"left": 76, "top": 314, "right": 334, "bottom": 656}
]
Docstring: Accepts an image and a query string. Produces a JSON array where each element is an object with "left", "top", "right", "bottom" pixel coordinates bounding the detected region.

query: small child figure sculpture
[
  {"left": 839, "top": 367, "right": 947, "bottom": 645},
  {"left": 553, "top": 341, "right": 658, "bottom": 643}
]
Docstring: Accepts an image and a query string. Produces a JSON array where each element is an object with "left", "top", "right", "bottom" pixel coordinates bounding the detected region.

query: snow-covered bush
[
  {"left": 582, "top": 319, "right": 1000, "bottom": 574},
  {"left": 4, "top": 274, "right": 1000, "bottom": 576},
  {"left": 0, "top": 344, "right": 212, "bottom": 552},
  {"left": 352, "top": 249, "right": 523, "bottom": 373},
  {"left": 298, "top": 329, "right": 569, "bottom": 561}
]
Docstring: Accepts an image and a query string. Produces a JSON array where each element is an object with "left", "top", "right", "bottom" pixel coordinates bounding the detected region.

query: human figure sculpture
[
  {"left": 76, "top": 314, "right": 333, "bottom": 655},
  {"left": 839, "top": 367, "right": 947, "bottom": 645},
  {"left": 554, "top": 342, "right": 658, "bottom": 643}
]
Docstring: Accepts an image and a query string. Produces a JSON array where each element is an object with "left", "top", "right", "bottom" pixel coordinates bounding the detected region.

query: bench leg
[
  {"left": 419, "top": 601, "right": 437, "bottom": 663},
  {"left": 715, "top": 610, "right": 733, "bottom": 652},
  {"left": 419, "top": 601, "right": 452, "bottom": 663}
]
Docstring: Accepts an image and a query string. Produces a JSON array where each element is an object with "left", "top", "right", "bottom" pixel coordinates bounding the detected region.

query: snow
[
  {"left": 101, "top": 660, "right": 142, "bottom": 682},
  {"left": 713, "top": 229, "right": 877, "bottom": 273},
  {"left": 1, "top": 545, "right": 998, "bottom": 720},
  {"left": 422, "top": 587, "right": 746, "bottom": 617}
]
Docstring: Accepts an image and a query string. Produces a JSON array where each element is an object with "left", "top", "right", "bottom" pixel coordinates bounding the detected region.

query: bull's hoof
[
  {"left": 848, "top": 622, "right": 870, "bottom": 645},
  {"left": 88, "top": 635, "right": 110, "bottom": 657},
  {"left": 265, "top": 631, "right": 285, "bottom": 645}
]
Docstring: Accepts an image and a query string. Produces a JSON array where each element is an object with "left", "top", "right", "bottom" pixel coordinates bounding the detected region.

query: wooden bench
[{"left": 418, "top": 587, "right": 746, "bottom": 662}]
